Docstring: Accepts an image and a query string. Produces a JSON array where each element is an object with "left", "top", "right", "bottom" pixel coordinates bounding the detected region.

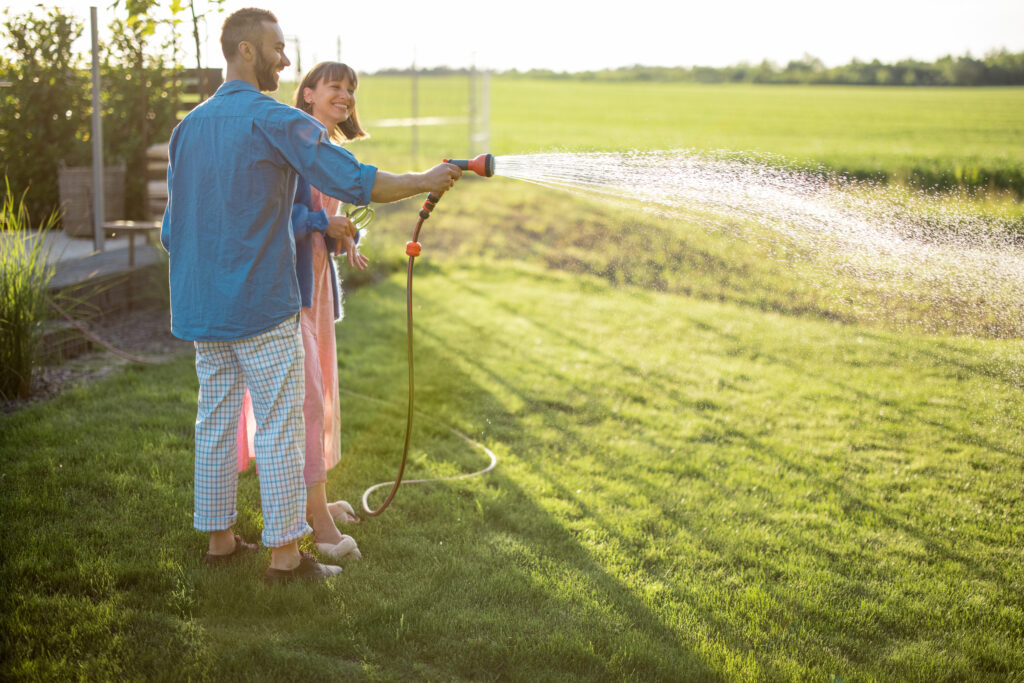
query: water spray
[
  {"left": 361, "top": 154, "right": 497, "bottom": 517},
  {"left": 495, "top": 149, "right": 1024, "bottom": 337}
]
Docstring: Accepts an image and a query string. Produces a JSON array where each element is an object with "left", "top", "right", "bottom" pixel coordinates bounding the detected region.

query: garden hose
[{"left": 359, "top": 155, "right": 496, "bottom": 517}]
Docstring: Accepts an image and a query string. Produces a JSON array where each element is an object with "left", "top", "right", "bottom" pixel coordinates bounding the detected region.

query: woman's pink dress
[{"left": 237, "top": 188, "right": 343, "bottom": 486}]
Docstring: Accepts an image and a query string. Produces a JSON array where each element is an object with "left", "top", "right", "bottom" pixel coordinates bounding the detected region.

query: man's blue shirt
[{"left": 160, "top": 80, "right": 377, "bottom": 341}]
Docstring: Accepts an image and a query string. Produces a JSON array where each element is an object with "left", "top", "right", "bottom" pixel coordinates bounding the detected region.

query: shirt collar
[{"left": 214, "top": 80, "right": 260, "bottom": 96}]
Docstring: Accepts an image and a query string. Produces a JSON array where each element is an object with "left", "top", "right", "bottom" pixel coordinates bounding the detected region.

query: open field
[{"left": 280, "top": 76, "right": 1024, "bottom": 198}]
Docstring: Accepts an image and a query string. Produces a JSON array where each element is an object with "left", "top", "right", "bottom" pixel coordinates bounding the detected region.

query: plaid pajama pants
[{"left": 193, "top": 315, "right": 312, "bottom": 547}]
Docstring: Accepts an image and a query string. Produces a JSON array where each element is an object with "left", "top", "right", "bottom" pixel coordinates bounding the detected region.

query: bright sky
[{"left": 6, "top": 0, "right": 1024, "bottom": 75}]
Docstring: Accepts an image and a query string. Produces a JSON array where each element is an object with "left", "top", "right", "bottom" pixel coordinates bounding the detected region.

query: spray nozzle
[
  {"left": 418, "top": 154, "right": 494, "bottom": 221},
  {"left": 444, "top": 153, "right": 495, "bottom": 178}
]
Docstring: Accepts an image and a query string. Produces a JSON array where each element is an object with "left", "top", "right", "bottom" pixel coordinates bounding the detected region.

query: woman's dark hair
[
  {"left": 220, "top": 8, "right": 278, "bottom": 60},
  {"left": 294, "top": 62, "right": 368, "bottom": 142}
]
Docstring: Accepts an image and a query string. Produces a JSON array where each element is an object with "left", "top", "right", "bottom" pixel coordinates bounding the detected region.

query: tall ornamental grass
[{"left": 0, "top": 178, "right": 58, "bottom": 400}]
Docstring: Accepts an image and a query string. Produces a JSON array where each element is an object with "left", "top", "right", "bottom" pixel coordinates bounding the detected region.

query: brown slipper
[{"left": 204, "top": 534, "right": 258, "bottom": 565}]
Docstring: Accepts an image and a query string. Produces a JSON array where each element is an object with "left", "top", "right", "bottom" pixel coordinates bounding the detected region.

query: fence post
[
  {"left": 411, "top": 59, "right": 419, "bottom": 167},
  {"left": 89, "top": 6, "right": 105, "bottom": 252},
  {"left": 469, "top": 62, "right": 476, "bottom": 156}
]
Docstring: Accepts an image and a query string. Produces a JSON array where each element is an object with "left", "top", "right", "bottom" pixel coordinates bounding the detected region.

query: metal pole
[
  {"left": 481, "top": 69, "right": 491, "bottom": 154},
  {"left": 468, "top": 61, "right": 476, "bottom": 156},
  {"left": 90, "top": 6, "right": 105, "bottom": 251},
  {"left": 285, "top": 35, "right": 302, "bottom": 80},
  {"left": 411, "top": 57, "right": 418, "bottom": 167}
]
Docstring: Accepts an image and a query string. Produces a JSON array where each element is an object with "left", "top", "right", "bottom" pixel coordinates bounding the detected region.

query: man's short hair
[{"left": 220, "top": 8, "right": 278, "bottom": 60}]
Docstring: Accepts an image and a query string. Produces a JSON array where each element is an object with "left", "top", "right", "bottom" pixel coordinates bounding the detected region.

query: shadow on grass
[
  {"left": 312, "top": 278, "right": 719, "bottom": 679},
  {"left": 0, "top": 295, "right": 719, "bottom": 680}
]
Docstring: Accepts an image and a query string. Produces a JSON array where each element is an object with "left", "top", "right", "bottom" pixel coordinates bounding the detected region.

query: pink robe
[{"left": 237, "top": 188, "right": 343, "bottom": 486}]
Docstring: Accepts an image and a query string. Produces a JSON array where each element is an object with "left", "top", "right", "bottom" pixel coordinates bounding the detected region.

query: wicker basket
[{"left": 57, "top": 165, "right": 126, "bottom": 237}]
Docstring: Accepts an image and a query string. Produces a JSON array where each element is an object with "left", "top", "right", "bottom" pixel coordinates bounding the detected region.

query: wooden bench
[{"left": 102, "top": 220, "right": 161, "bottom": 266}]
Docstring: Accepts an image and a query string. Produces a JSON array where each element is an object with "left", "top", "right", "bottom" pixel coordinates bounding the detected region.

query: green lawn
[{"left": 2, "top": 180, "right": 1022, "bottom": 679}]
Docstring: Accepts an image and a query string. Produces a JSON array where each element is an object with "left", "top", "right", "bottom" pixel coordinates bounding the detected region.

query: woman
[{"left": 237, "top": 61, "right": 371, "bottom": 561}]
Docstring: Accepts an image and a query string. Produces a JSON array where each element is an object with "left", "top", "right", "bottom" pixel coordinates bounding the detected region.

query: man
[{"left": 161, "top": 8, "right": 461, "bottom": 583}]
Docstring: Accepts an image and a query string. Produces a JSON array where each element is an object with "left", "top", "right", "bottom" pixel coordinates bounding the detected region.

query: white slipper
[
  {"left": 327, "top": 500, "right": 361, "bottom": 524},
  {"left": 316, "top": 534, "right": 362, "bottom": 561}
]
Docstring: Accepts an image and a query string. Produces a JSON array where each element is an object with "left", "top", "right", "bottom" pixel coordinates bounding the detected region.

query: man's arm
[
  {"left": 369, "top": 163, "right": 462, "bottom": 204},
  {"left": 266, "top": 108, "right": 461, "bottom": 205}
]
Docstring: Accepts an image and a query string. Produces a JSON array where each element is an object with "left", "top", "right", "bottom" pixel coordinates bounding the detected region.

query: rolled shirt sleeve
[{"left": 291, "top": 176, "right": 329, "bottom": 236}]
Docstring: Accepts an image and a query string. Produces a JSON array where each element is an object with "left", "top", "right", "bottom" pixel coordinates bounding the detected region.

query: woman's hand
[
  {"left": 325, "top": 215, "right": 356, "bottom": 241},
  {"left": 338, "top": 234, "right": 369, "bottom": 270}
]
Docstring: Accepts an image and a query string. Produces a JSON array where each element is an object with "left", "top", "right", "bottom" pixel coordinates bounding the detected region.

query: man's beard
[{"left": 254, "top": 48, "right": 279, "bottom": 92}]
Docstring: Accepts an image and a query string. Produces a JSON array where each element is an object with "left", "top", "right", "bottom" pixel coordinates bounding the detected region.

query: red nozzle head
[{"left": 445, "top": 153, "right": 495, "bottom": 177}]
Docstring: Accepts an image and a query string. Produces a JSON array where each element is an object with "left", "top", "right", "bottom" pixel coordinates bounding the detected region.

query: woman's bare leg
[{"left": 307, "top": 481, "right": 344, "bottom": 545}]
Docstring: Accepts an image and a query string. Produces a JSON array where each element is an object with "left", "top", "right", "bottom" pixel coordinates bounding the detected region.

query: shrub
[{"left": 0, "top": 7, "right": 91, "bottom": 225}]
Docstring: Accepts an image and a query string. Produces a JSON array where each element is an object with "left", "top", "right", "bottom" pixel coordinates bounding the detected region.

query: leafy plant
[{"left": 0, "top": 178, "right": 59, "bottom": 400}]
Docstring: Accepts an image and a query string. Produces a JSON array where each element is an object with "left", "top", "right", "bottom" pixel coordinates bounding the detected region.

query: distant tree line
[
  {"left": 380, "top": 51, "right": 1024, "bottom": 86},
  {"left": 515, "top": 51, "right": 1024, "bottom": 86}
]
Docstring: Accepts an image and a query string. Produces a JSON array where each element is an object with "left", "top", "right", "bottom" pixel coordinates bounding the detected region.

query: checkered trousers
[{"left": 193, "top": 315, "right": 312, "bottom": 547}]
